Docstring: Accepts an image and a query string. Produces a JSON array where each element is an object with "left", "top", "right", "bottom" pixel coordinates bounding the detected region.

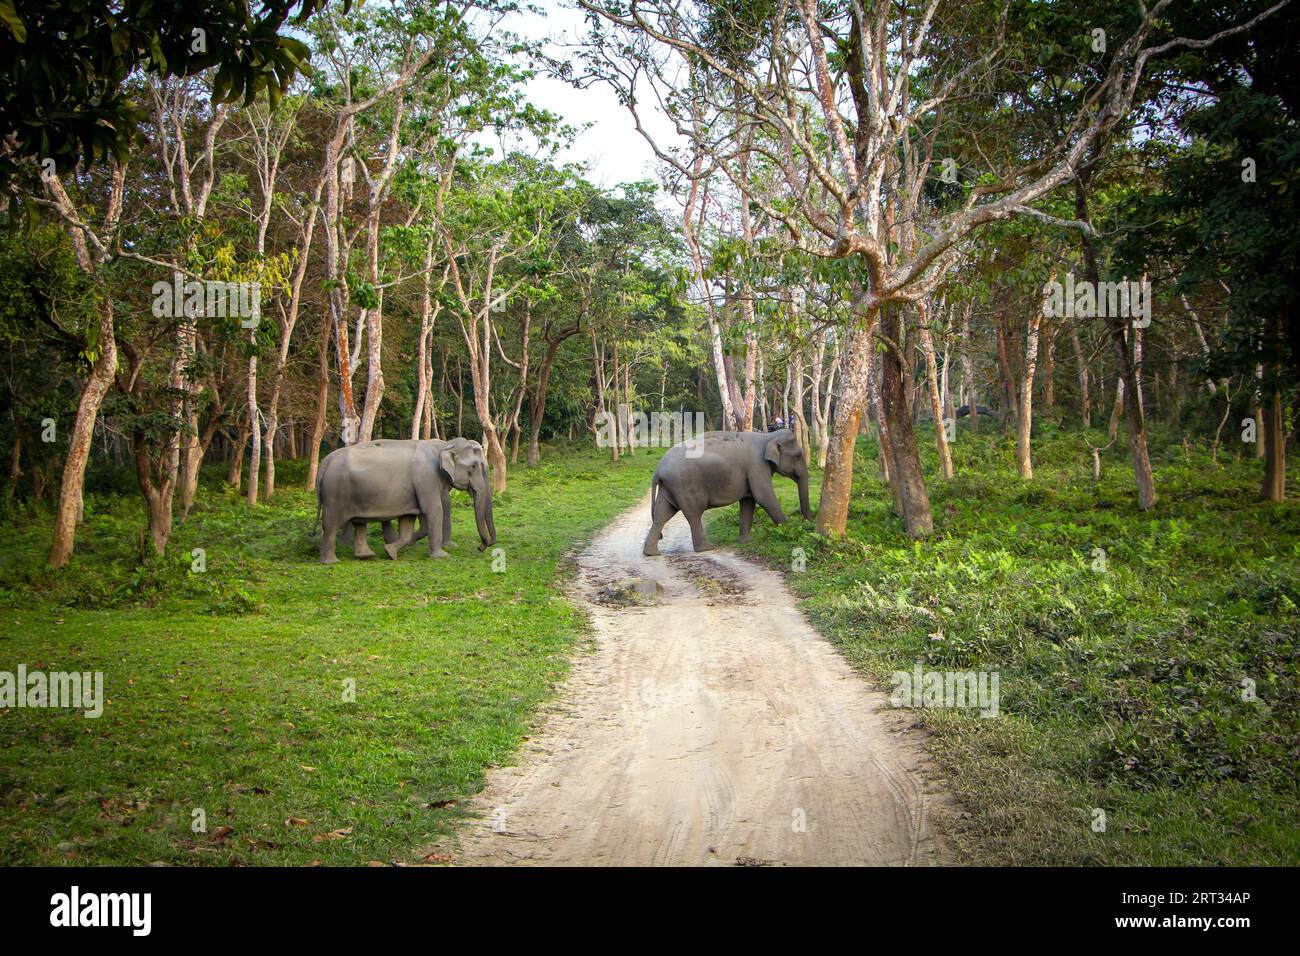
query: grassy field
[
  {"left": 0, "top": 445, "right": 659, "bottom": 866},
  {"left": 719, "top": 422, "right": 1300, "bottom": 865},
  {"left": 3, "top": 424, "right": 1295, "bottom": 867}
]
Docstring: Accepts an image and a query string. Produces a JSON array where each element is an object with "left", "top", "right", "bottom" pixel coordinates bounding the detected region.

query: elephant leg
[
  {"left": 441, "top": 484, "right": 453, "bottom": 547},
  {"left": 380, "top": 520, "right": 397, "bottom": 545},
  {"left": 750, "top": 470, "right": 788, "bottom": 525},
  {"left": 685, "top": 510, "right": 714, "bottom": 553},
  {"left": 643, "top": 492, "right": 679, "bottom": 557},
  {"left": 408, "top": 514, "right": 428, "bottom": 545},
  {"left": 320, "top": 512, "right": 341, "bottom": 564},
  {"left": 738, "top": 497, "right": 756, "bottom": 542},
  {"left": 383, "top": 515, "right": 418, "bottom": 560},
  {"left": 351, "top": 520, "right": 376, "bottom": 558},
  {"left": 415, "top": 481, "right": 449, "bottom": 559}
]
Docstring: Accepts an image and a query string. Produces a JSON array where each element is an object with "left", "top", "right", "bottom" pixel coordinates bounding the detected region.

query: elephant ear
[
  {"left": 764, "top": 435, "right": 783, "bottom": 467},
  {"left": 439, "top": 447, "right": 456, "bottom": 478}
]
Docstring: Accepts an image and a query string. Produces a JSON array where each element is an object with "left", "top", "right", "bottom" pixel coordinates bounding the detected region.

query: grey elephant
[
  {"left": 643, "top": 428, "right": 811, "bottom": 556},
  {"left": 315, "top": 437, "right": 496, "bottom": 564}
]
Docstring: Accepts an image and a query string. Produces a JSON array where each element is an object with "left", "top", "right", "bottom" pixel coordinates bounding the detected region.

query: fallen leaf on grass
[{"left": 313, "top": 827, "right": 353, "bottom": 842}]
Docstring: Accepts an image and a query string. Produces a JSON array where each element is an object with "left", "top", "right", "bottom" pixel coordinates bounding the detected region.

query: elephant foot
[
  {"left": 692, "top": 541, "right": 716, "bottom": 553},
  {"left": 737, "top": 533, "right": 750, "bottom": 543},
  {"left": 320, "top": 554, "right": 338, "bottom": 565},
  {"left": 383, "top": 542, "right": 401, "bottom": 560},
  {"left": 643, "top": 543, "right": 661, "bottom": 557},
  {"left": 429, "top": 549, "right": 450, "bottom": 559}
]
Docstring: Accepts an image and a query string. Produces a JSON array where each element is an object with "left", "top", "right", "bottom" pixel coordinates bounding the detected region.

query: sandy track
[{"left": 439, "top": 497, "right": 953, "bottom": 866}]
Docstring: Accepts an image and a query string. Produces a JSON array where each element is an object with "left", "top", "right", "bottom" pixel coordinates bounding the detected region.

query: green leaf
[{"left": 0, "top": 0, "right": 26, "bottom": 42}]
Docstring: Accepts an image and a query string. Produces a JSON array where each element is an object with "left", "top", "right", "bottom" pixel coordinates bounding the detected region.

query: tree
[
  {"left": 579, "top": 0, "right": 1286, "bottom": 536},
  {"left": 0, "top": 0, "right": 330, "bottom": 196}
]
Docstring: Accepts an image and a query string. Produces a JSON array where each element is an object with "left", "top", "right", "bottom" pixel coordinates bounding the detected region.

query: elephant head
[
  {"left": 438, "top": 438, "right": 497, "bottom": 550},
  {"left": 764, "top": 429, "right": 813, "bottom": 520}
]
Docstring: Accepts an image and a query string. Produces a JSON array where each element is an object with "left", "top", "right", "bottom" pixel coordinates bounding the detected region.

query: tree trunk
[
  {"left": 306, "top": 319, "right": 330, "bottom": 490},
  {"left": 245, "top": 350, "right": 260, "bottom": 506},
  {"left": 483, "top": 423, "right": 507, "bottom": 495},
  {"left": 881, "top": 306, "right": 934, "bottom": 537},
  {"left": 1261, "top": 383, "right": 1286, "bottom": 501},
  {"left": 916, "top": 302, "right": 954, "bottom": 480},
  {"left": 1017, "top": 292, "right": 1043, "bottom": 480},
  {"left": 228, "top": 421, "right": 248, "bottom": 490},
  {"left": 995, "top": 308, "right": 1019, "bottom": 423},
  {"left": 527, "top": 338, "right": 564, "bottom": 466},
  {"left": 49, "top": 300, "right": 117, "bottom": 568},
  {"left": 178, "top": 405, "right": 203, "bottom": 518},
  {"left": 870, "top": 343, "right": 904, "bottom": 517},
  {"left": 1077, "top": 177, "right": 1154, "bottom": 507},
  {"left": 6, "top": 428, "right": 22, "bottom": 502},
  {"left": 959, "top": 303, "right": 978, "bottom": 434},
  {"left": 1109, "top": 372, "right": 1125, "bottom": 439},
  {"left": 1071, "top": 328, "right": 1091, "bottom": 428},
  {"left": 815, "top": 303, "right": 877, "bottom": 536},
  {"left": 1104, "top": 316, "right": 1156, "bottom": 507}
]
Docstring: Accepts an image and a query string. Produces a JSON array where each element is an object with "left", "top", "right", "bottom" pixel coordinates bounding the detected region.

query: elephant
[
  {"left": 643, "top": 428, "right": 812, "bottom": 556},
  {"left": 315, "top": 437, "right": 496, "bottom": 564}
]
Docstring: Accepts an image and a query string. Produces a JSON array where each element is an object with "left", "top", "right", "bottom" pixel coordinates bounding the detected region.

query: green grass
[
  {"left": 4, "top": 425, "right": 1295, "bottom": 867},
  {"left": 715, "top": 422, "right": 1300, "bottom": 866},
  {"left": 0, "top": 444, "right": 659, "bottom": 866}
]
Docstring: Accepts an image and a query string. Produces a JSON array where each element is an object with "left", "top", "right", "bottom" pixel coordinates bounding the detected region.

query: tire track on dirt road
[{"left": 436, "top": 496, "right": 954, "bottom": 866}]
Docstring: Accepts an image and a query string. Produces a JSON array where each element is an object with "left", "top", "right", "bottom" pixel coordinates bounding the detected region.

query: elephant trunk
[
  {"left": 796, "top": 465, "right": 812, "bottom": 520},
  {"left": 473, "top": 480, "right": 496, "bottom": 551}
]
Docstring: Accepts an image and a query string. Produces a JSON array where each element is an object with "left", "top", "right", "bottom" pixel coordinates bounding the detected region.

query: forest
[{"left": 0, "top": 0, "right": 1295, "bottom": 869}]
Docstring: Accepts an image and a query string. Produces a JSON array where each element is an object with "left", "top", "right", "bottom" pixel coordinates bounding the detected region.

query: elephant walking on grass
[
  {"left": 316, "top": 438, "right": 496, "bottom": 564},
  {"left": 644, "top": 428, "right": 811, "bottom": 556}
]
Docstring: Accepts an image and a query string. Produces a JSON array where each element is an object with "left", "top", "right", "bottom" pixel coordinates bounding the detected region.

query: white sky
[{"left": 483, "top": 0, "right": 682, "bottom": 189}]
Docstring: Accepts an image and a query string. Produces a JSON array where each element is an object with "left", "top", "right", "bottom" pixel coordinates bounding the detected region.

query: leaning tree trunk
[
  {"left": 815, "top": 301, "right": 877, "bottom": 536},
  {"left": 1103, "top": 315, "right": 1156, "bottom": 508},
  {"left": 306, "top": 318, "right": 330, "bottom": 491},
  {"left": 49, "top": 300, "right": 118, "bottom": 568}
]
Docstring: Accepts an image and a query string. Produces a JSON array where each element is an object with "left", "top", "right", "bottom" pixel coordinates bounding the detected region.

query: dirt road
[{"left": 440, "top": 498, "right": 953, "bottom": 866}]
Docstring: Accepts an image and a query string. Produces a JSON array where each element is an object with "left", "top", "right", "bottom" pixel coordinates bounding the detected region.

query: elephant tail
[{"left": 649, "top": 474, "right": 660, "bottom": 519}]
